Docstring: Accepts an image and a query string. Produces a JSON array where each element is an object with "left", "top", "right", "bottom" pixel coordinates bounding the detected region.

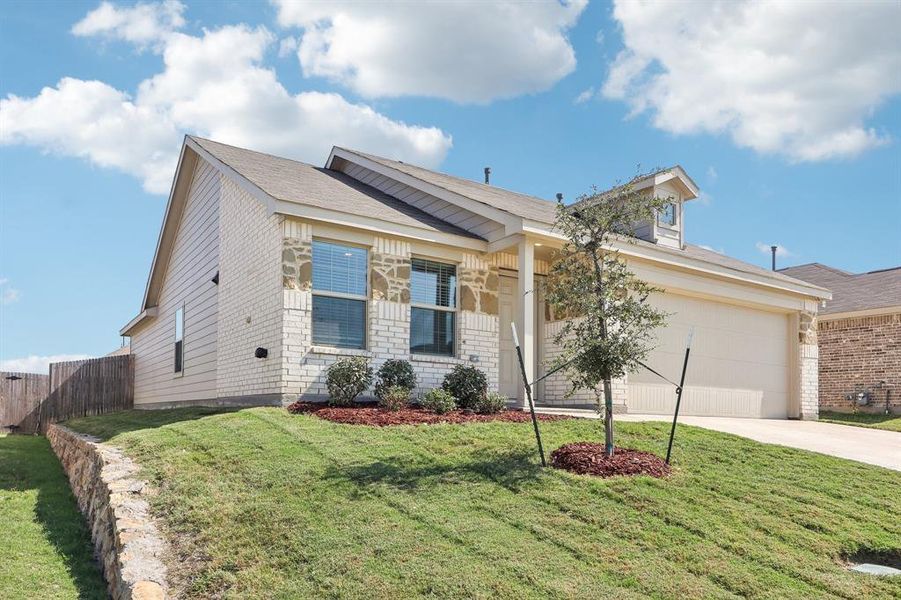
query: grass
[
  {"left": 66, "top": 408, "right": 901, "bottom": 599},
  {"left": 0, "top": 434, "right": 106, "bottom": 599},
  {"left": 819, "top": 411, "right": 901, "bottom": 432}
]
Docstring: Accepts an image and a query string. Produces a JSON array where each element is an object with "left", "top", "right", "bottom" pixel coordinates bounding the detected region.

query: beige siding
[
  {"left": 132, "top": 160, "right": 220, "bottom": 405},
  {"left": 336, "top": 161, "right": 506, "bottom": 240},
  {"left": 215, "top": 175, "right": 285, "bottom": 399}
]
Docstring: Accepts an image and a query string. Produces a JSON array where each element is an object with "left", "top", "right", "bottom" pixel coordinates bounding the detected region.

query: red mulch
[
  {"left": 550, "top": 442, "right": 670, "bottom": 478},
  {"left": 286, "top": 401, "right": 571, "bottom": 426}
]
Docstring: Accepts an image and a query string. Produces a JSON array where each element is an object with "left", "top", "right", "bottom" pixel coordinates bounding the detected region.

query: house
[
  {"left": 120, "top": 136, "right": 831, "bottom": 418},
  {"left": 778, "top": 263, "right": 900, "bottom": 414}
]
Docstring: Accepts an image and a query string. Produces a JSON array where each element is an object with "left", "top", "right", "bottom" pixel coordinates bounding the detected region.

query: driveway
[{"left": 536, "top": 408, "right": 901, "bottom": 471}]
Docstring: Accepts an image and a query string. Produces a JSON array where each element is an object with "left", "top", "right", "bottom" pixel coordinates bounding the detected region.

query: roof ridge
[
  {"left": 780, "top": 262, "right": 853, "bottom": 276},
  {"left": 864, "top": 266, "right": 901, "bottom": 275},
  {"left": 189, "top": 135, "right": 321, "bottom": 171}
]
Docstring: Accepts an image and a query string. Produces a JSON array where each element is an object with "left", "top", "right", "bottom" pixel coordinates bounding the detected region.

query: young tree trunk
[{"left": 602, "top": 377, "right": 614, "bottom": 457}]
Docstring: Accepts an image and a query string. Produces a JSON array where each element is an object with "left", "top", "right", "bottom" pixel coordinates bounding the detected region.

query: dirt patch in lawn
[
  {"left": 550, "top": 442, "right": 670, "bottom": 478},
  {"left": 287, "top": 402, "right": 571, "bottom": 426}
]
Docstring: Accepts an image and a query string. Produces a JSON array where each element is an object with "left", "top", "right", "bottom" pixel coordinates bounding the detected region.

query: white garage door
[{"left": 629, "top": 293, "right": 791, "bottom": 418}]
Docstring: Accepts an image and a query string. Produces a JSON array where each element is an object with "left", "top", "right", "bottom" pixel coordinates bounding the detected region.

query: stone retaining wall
[{"left": 47, "top": 424, "right": 170, "bottom": 600}]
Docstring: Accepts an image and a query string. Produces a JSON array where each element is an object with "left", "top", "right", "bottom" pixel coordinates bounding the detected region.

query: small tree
[{"left": 545, "top": 178, "right": 670, "bottom": 456}]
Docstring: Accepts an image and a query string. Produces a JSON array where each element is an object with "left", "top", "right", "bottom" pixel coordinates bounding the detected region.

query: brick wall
[
  {"left": 541, "top": 319, "right": 628, "bottom": 410},
  {"left": 216, "top": 176, "right": 286, "bottom": 401},
  {"left": 817, "top": 312, "right": 901, "bottom": 413},
  {"left": 281, "top": 224, "right": 500, "bottom": 402}
]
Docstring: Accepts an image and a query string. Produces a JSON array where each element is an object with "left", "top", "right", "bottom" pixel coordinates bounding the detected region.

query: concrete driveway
[{"left": 537, "top": 408, "right": 901, "bottom": 471}]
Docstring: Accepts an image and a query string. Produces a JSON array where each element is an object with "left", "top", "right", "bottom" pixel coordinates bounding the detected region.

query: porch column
[{"left": 517, "top": 237, "right": 535, "bottom": 408}]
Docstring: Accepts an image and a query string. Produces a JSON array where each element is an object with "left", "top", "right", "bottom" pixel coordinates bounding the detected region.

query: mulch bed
[
  {"left": 550, "top": 442, "right": 670, "bottom": 478},
  {"left": 286, "top": 401, "right": 571, "bottom": 426}
]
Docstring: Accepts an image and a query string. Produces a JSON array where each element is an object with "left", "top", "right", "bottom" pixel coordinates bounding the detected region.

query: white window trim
[
  {"left": 173, "top": 303, "right": 185, "bottom": 377},
  {"left": 410, "top": 256, "right": 459, "bottom": 358},
  {"left": 311, "top": 238, "right": 369, "bottom": 350}
]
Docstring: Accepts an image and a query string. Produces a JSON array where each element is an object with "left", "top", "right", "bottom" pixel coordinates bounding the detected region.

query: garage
[{"left": 628, "top": 292, "right": 792, "bottom": 418}]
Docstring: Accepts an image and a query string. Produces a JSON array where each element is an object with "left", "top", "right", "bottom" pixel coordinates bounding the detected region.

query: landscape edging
[{"left": 47, "top": 423, "right": 169, "bottom": 600}]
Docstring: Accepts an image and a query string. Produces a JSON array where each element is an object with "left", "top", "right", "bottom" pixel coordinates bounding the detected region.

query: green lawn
[
  {"left": 0, "top": 435, "right": 106, "bottom": 599},
  {"left": 66, "top": 408, "right": 901, "bottom": 599},
  {"left": 819, "top": 411, "right": 901, "bottom": 432}
]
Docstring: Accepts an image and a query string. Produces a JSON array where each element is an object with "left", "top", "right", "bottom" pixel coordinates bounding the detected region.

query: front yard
[
  {"left": 819, "top": 411, "right": 901, "bottom": 432},
  {"left": 0, "top": 435, "right": 105, "bottom": 599},
  {"left": 66, "top": 408, "right": 901, "bottom": 599}
]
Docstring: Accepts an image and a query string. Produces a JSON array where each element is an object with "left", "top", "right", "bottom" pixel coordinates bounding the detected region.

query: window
[
  {"left": 658, "top": 202, "right": 677, "bottom": 227},
  {"left": 312, "top": 240, "right": 367, "bottom": 349},
  {"left": 174, "top": 306, "right": 184, "bottom": 374},
  {"left": 410, "top": 258, "right": 456, "bottom": 356}
]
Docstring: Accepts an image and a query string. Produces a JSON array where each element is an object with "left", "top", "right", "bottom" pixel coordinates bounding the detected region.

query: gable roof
[
  {"left": 190, "top": 137, "right": 480, "bottom": 239},
  {"left": 779, "top": 263, "right": 901, "bottom": 314},
  {"left": 332, "top": 147, "right": 559, "bottom": 224},
  {"left": 124, "top": 136, "right": 831, "bottom": 335}
]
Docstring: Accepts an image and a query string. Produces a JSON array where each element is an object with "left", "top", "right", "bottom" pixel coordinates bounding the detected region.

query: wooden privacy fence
[{"left": 0, "top": 354, "right": 134, "bottom": 434}]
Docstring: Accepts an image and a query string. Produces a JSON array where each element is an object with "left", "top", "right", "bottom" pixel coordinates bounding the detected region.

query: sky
[{"left": 1, "top": 0, "right": 899, "bottom": 372}]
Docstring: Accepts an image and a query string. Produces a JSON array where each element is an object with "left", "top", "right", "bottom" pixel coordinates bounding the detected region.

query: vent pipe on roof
[
  {"left": 484, "top": 167, "right": 491, "bottom": 184},
  {"left": 771, "top": 245, "right": 778, "bottom": 271}
]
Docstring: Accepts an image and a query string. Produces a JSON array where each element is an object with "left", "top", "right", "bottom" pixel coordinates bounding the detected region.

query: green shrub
[
  {"left": 473, "top": 392, "right": 508, "bottom": 414},
  {"left": 326, "top": 357, "right": 373, "bottom": 406},
  {"left": 378, "top": 385, "right": 410, "bottom": 412},
  {"left": 442, "top": 364, "right": 487, "bottom": 410},
  {"left": 420, "top": 389, "right": 457, "bottom": 414},
  {"left": 374, "top": 359, "right": 416, "bottom": 401}
]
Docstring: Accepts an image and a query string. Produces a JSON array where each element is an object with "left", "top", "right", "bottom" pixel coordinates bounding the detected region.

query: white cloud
[
  {"left": 0, "top": 354, "right": 93, "bottom": 374},
  {"left": 706, "top": 166, "right": 717, "bottom": 183},
  {"left": 574, "top": 87, "right": 595, "bottom": 105},
  {"left": 603, "top": 0, "right": 901, "bottom": 161},
  {"left": 1, "top": 17, "right": 452, "bottom": 194},
  {"left": 0, "top": 278, "right": 21, "bottom": 305},
  {"left": 72, "top": 0, "right": 185, "bottom": 47},
  {"left": 273, "top": 0, "right": 587, "bottom": 103},
  {"left": 756, "top": 242, "right": 793, "bottom": 258},
  {"left": 278, "top": 36, "right": 297, "bottom": 58},
  {"left": 698, "top": 244, "right": 724, "bottom": 254}
]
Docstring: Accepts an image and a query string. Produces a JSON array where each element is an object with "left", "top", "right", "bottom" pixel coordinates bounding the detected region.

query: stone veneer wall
[
  {"left": 817, "top": 312, "right": 900, "bottom": 414},
  {"left": 798, "top": 310, "right": 819, "bottom": 419},
  {"left": 280, "top": 223, "right": 500, "bottom": 400},
  {"left": 47, "top": 424, "right": 169, "bottom": 600}
]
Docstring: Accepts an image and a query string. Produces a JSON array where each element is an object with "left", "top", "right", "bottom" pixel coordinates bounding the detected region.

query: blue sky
[{"left": 1, "top": 0, "right": 899, "bottom": 371}]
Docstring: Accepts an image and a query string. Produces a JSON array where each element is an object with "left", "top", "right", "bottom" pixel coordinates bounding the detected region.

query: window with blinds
[
  {"left": 312, "top": 240, "right": 368, "bottom": 349},
  {"left": 410, "top": 258, "right": 456, "bottom": 356}
]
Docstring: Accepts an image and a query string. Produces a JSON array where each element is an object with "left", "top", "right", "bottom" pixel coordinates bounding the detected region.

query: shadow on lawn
[
  {"left": 64, "top": 406, "right": 240, "bottom": 441},
  {"left": 323, "top": 448, "right": 544, "bottom": 493},
  {"left": 0, "top": 435, "right": 107, "bottom": 599}
]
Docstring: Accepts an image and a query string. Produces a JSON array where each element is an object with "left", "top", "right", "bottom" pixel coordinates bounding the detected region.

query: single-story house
[
  {"left": 121, "top": 136, "right": 830, "bottom": 418},
  {"left": 779, "top": 263, "right": 900, "bottom": 414}
]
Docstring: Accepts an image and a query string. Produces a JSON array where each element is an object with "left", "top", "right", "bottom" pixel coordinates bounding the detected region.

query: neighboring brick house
[
  {"left": 121, "top": 135, "right": 830, "bottom": 418},
  {"left": 779, "top": 264, "right": 901, "bottom": 414}
]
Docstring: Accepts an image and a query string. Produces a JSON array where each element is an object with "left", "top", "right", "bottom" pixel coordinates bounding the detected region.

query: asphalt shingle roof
[
  {"left": 190, "top": 137, "right": 481, "bottom": 239},
  {"left": 779, "top": 264, "right": 901, "bottom": 314},
  {"left": 190, "top": 137, "right": 829, "bottom": 295},
  {"left": 336, "top": 147, "right": 560, "bottom": 224}
]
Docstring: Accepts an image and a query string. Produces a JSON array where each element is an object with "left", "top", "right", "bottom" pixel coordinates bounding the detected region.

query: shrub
[
  {"left": 442, "top": 364, "right": 488, "bottom": 410},
  {"left": 420, "top": 389, "right": 457, "bottom": 414},
  {"left": 374, "top": 359, "right": 416, "bottom": 401},
  {"left": 378, "top": 385, "right": 410, "bottom": 412},
  {"left": 326, "top": 357, "right": 373, "bottom": 406},
  {"left": 473, "top": 392, "right": 508, "bottom": 415}
]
